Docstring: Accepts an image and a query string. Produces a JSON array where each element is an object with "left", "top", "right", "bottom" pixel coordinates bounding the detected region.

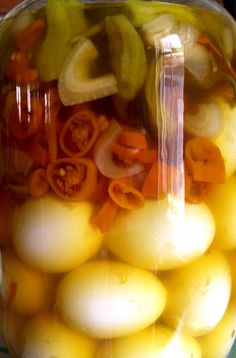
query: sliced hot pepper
[
  {"left": 185, "top": 170, "right": 211, "bottom": 204},
  {"left": 108, "top": 178, "right": 145, "bottom": 210},
  {"left": 185, "top": 137, "right": 226, "bottom": 184},
  {"left": 60, "top": 109, "right": 107, "bottom": 157},
  {"left": 9, "top": 96, "right": 43, "bottom": 139},
  {"left": 46, "top": 157, "right": 97, "bottom": 200}
]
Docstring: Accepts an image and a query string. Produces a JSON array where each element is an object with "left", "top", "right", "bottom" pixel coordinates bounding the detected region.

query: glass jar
[{"left": 0, "top": 1, "right": 236, "bottom": 357}]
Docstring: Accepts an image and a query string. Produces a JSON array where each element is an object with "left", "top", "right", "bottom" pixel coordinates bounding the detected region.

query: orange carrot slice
[
  {"left": 108, "top": 178, "right": 145, "bottom": 210},
  {"left": 185, "top": 137, "right": 226, "bottom": 184},
  {"left": 9, "top": 96, "right": 43, "bottom": 139},
  {"left": 15, "top": 19, "right": 47, "bottom": 52},
  {"left": 43, "top": 87, "right": 61, "bottom": 163},
  {"left": 142, "top": 159, "right": 180, "bottom": 199},
  {"left": 5, "top": 51, "right": 38, "bottom": 85},
  {"left": 28, "top": 133, "right": 49, "bottom": 168},
  {"left": 92, "top": 197, "right": 118, "bottom": 233},
  {"left": 112, "top": 142, "right": 157, "bottom": 164},
  {"left": 47, "top": 157, "right": 97, "bottom": 201},
  {"left": 117, "top": 128, "right": 148, "bottom": 150},
  {"left": 28, "top": 168, "right": 49, "bottom": 199}
]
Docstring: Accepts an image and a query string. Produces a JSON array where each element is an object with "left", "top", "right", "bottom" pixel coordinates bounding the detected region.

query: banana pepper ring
[
  {"left": 60, "top": 109, "right": 105, "bottom": 157},
  {"left": 47, "top": 157, "right": 97, "bottom": 200}
]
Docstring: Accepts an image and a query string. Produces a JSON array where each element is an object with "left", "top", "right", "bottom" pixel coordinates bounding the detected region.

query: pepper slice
[
  {"left": 47, "top": 157, "right": 97, "bottom": 200},
  {"left": 9, "top": 96, "right": 43, "bottom": 139},
  {"left": 185, "top": 137, "right": 226, "bottom": 184},
  {"left": 108, "top": 178, "right": 145, "bottom": 210},
  {"left": 60, "top": 109, "right": 103, "bottom": 157}
]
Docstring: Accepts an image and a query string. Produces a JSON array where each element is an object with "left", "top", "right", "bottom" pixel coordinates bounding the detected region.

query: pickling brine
[{"left": 0, "top": 0, "right": 236, "bottom": 357}]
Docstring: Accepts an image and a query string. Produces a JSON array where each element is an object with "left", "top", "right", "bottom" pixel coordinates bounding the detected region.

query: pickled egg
[
  {"left": 105, "top": 198, "right": 215, "bottom": 270},
  {"left": 162, "top": 249, "right": 231, "bottom": 337},
  {"left": 226, "top": 250, "right": 236, "bottom": 297},
  {"left": 12, "top": 196, "right": 102, "bottom": 273},
  {"left": 96, "top": 324, "right": 201, "bottom": 358},
  {"left": 21, "top": 312, "right": 97, "bottom": 358},
  {"left": 1, "top": 249, "right": 57, "bottom": 315},
  {"left": 1, "top": 309, "right": 27, "bottom": 357},
  {"left": 198, "top": 299, "right": 236, "bottom": 358},
  {"left": 207, "top": 175, "right": 236, "bottom": 250},
  {"left": 57, "top": 260, "right": 166, "bottom": 338}
]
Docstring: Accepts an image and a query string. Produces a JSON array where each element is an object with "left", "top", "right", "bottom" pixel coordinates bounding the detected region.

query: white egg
[
  {"left": 57, "top": 260, "right": 166, "bottom": 338},
  {"left": 96, "top": 324, "right": 201, "bottom": 358},
  {"left": 21, "top": 312, "right": 97, "bottom": 358},
  {"left": 207, "top": 175, "right": 236, "bottom": 250},
  {"left": 162, "top": 249, "right": 231, "bottom": 337},
  {"left": 198, "top": 299, "right": 236, "bottom": 358},
  {"left": 1, "top": 248, "right": 57, "bottom": 315},
  {"left": 12, "top": 196, "right": 102, "bottom": 273},
  {"left": 105, "top": 198, "right": 215, "bottom": 270}
]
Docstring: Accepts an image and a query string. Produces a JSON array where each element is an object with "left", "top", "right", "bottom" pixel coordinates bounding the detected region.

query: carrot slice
[
  {"left": 117, "top": 129, "right": 148, "bottom": 150},
  {"left": 47, "top": 157, "right": 97, "bottom": 201},
  {"left": 92, "top": 197, "right": 118, "bottom": 233},
  {"left": 185, "top": 171, "right": 211, "bottom": 204},
  {"left": 112, "top": 142, "right": 157, "bottom": 164},
  {"left": 5, "top": 51, "right": 38, "bottom": 85},
  {"left": 60, "top": 109, "right": 107, "bottom": 158},
  {"left": 185, "top": 137, "right": 225, "bottom": 184},
  {"left": 15, "top": 19, "right": 47, "bottom": 52},
  {"left": 108, "top": 178, "right": 145, "bottom": 210},
  {"left": 28, "top": 133, "right": 49, "bottom": 168},
  {"left": 9, "top": 96, "right": 43, "bottom": 139},
  {"left": 28, "top": 168, "right": 49, "bottom": 199},
  {"left": 142, "top": 159, "right": 180, "bottom": 199},
  {"left": 43, "top": 87, "right": 61, "bottom": 163}
]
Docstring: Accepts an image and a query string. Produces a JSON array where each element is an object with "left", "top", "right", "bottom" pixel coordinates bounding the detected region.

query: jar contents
[{"left": 0, "top": 0, "right": 236, "bottom": 357}]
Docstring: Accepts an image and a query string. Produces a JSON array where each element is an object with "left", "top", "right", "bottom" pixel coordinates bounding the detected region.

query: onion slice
[{"left": 93, "top": 119, "right": 145, "bottom": 179}]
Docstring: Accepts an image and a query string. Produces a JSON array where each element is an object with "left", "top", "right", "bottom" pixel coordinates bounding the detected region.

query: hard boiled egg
[
  {"left": 105, "top": 198, "right": 215, "bottom": 270},
  {"left": 96, "top": 324, "right": 201, "bottom": 358},
  {"left": 1, "top": 248, "right": 57, "bottom": 315},
  {"left": 162, "top": 249, "right": 231, "bottom": 337},
  {"left": 198, "top": 299, "right": 236, "bottom": 358},
  {"left": 12, "top": 196, "right": 102, "bottom": 273},
  {"left": 57, "top": 260, "right": 166, "bottom": 338},
  {"left": 207, "top": 175, "right": 236, "bottom": 250},
  {"left": 21, "top": 312, "right": 97, "bottom": 358}
]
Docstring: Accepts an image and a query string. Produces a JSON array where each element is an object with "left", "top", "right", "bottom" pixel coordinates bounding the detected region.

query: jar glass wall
[{"left": 0, "top": 1, "right": 236, "bottom": 357}]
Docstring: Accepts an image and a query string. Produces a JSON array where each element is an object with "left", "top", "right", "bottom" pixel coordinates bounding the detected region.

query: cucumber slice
[
  {"left": 36, "top": 0, "right": 73, "bottom": 82},
  {"left": 140, "top": 14, "right": 177, "bottom": 48},
  {"left": 58, "top": 38, "right": 118, "bottom": 105},
  {"left": 105, "top": 14, "right": 147, "bottom": 101}
]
